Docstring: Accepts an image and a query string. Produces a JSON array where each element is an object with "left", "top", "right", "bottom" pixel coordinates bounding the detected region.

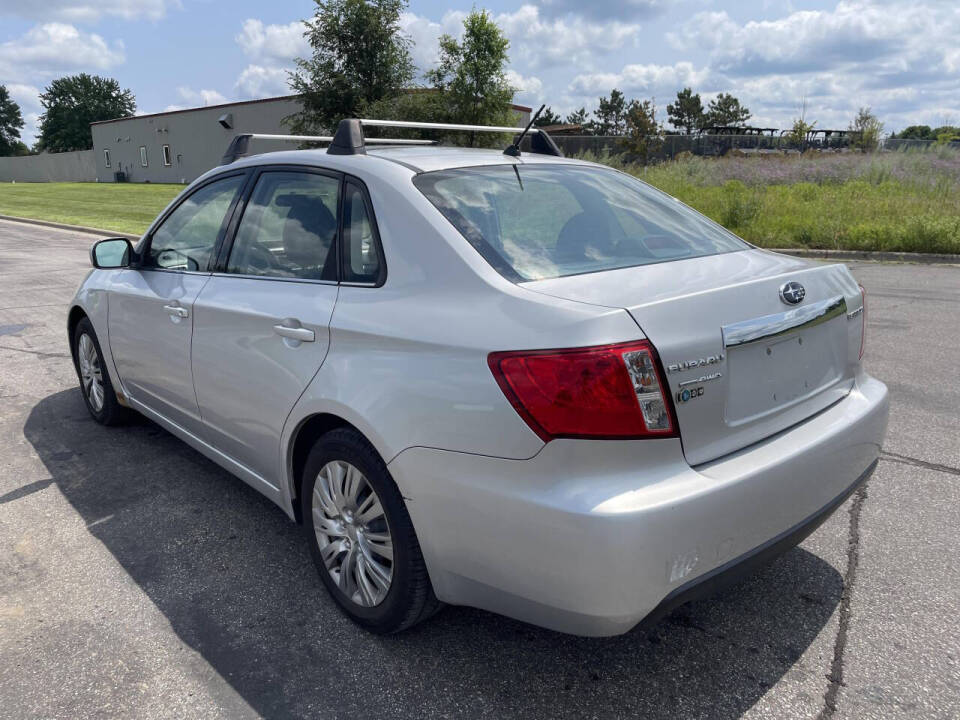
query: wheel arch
[
  {"left": 286, "top": 412, "right": 362, "bottom": 524},
  {"left": 67, "top": 305, "right": 88, "bottom": 361}
]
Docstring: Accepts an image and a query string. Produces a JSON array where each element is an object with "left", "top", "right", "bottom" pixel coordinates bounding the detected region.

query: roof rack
[
  {"left": 326, "top": 117, "right": 563, "bottom": 158},
  {"left": 220, "top": 132, "right": 436, "bottom": 165}
]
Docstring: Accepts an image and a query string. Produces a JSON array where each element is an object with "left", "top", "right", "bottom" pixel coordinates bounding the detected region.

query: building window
[
  {"left": 103, "top": 149, "right": 111, "bottom": 168},
  {"left": 140, "top": 146, "right": 148, "bottom": 167},
  {"left": 162, "top": 144, "right": 172, "bottom": 166}
]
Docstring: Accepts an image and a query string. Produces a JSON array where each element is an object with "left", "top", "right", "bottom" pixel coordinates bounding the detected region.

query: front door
[
  {"left": 108, "top": 173, "right": 245, "bottom": 433},
  {"left": 191, "top": 169, "right": 343, "bottom": 487}
]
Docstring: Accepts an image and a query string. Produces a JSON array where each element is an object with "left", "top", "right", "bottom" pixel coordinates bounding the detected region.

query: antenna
[{"left": 504, "top": 104, "right": 546, "bottom": 157}]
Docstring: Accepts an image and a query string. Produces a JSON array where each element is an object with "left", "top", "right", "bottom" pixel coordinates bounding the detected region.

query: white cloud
[
  {"left": 0, "top": 0, "right": 177, "bottom": 22},
  {"left": 399, "top": 10, "right": 465, "bottom": 73},
  {"left": 657, "top": 0, "right": 960, "bottom": 132},
  {"left": 232, "top": 19, "right": 307, "bottom": 99},
  {"left": 671, "top": 1, "right": 950, "bottom": 77},
  {"left": 0, "top": 23, "right": 125, "bottom": 78},
  {"left": 235, "top": 19, "right": 309, "bottom": 64},
  {"left": 5, "top": 83, "right": 42, "bottom": 145},
  {"left": 570, "top": 62, "right": 712, "bottom": 98},
  {"left": 172, "top": 86, "right": 228, "bottom": 107},
  {"left": 235, "top": 65, "right": 290, "bottom": 99},
  {"left": 536, "top": 0, "right": 662, "bottom": 21},
  {"left": 506, "top": 70, "right": 543, "bottom": 96},
  {"left": 506, "top": 69, "right": 544, "bottom": 108},
  {"left": 0, "top": 24, "right": 127, "bottom": 145},
  {"left": 492, "top": 5, "right": 641, "bottom": 69},
  {"left": 401, "top": 5, "right": 641, "bottom": 81}
]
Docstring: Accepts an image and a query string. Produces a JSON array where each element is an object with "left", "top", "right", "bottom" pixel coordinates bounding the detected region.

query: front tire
[
  {"left": 301, "top": 428, "right": 440, "bottom": 633},
  {"left": 72, "top": 317, "right": 129, "bottom": 426}
]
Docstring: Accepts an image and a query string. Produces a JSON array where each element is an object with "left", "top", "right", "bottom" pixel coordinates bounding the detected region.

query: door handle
[
  {"left": 273, "top": 322, "right": 315, "bottom": 343},
  {"left": 163, "top": 304, "right": 189, "bottom": 318}
]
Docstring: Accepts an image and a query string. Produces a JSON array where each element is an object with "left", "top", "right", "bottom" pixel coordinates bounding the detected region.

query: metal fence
[{"left": 549, "top": 134, "right": 960, "bottom": 163}]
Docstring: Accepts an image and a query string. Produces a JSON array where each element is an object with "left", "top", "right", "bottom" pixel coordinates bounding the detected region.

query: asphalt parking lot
[{"left": 1, "top": 217, "right": 958, "bottom": 720}]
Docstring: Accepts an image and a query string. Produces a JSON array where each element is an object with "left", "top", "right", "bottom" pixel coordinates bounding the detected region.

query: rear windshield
[{"left": 413, "top": 164, "right": 748, "bottom": 281}]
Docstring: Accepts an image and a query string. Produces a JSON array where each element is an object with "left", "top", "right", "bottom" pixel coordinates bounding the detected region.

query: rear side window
[
  {"left": 146, "top": 174, "right": 243, "bottom": 271},
  {"left": 414, "top": 165, "right": 748, "bottom": 281},
  {"left": 341, "top": 181, "right": 383, "bottom": 284},
  {"left": 227, "top": 171, "right": 340, "bottom": 280}
]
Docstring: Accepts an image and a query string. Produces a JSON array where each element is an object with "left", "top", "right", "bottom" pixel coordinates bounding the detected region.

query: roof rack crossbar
[
  {"left": 359, "top": 119, "right": 547, "bottom": 134},
  {"left": 220, "top": 132, "right": 435, "bottom": 165},
  {"left": 327, "top": 118, "right": 564, "bottom": 158}
]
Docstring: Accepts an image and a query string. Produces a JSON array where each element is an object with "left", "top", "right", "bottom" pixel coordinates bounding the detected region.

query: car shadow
[{"left": 24, "top": 389, "right": 843, "bottom": 720}]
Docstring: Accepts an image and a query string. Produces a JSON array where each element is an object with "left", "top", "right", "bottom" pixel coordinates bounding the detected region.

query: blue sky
[{"left": 2, "top": 0, "right": 959, "bottom": 145}]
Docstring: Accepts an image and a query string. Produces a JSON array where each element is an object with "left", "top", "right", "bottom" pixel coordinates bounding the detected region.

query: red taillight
[
  {"left": 858, "top": 284, "right": 867, "bottom": 360},
  {"left": 488, "top": 340, "right": 677, "bottom": 442}
]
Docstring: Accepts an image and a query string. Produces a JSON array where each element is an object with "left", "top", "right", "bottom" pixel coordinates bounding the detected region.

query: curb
[
  {"left": 0, "top": 214, "right": 140, "bottom": 241},
  {"left": 768, "top": 247, "right": 960, "bottom": 265}
]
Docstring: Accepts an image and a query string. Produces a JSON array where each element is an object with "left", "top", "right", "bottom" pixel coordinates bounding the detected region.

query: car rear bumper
[{"left": 388, "top": 372, "right": 888, "bottom": 636}]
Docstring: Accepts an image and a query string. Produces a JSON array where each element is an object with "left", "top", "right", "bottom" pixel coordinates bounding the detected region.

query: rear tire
[
  {"left": 301, "top": 427, "right": 441, "bottom": 633},
  {"left": 72, "top": 317, "right": 129, "bottom": 426}
]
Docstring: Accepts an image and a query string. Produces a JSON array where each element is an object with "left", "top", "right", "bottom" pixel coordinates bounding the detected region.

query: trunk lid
[{"left": 522, "top": 249, "right": 864, "bottom": 465}]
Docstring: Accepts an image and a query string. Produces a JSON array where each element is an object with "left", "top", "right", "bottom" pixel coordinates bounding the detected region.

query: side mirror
[{"left": 90, "top": 238, "right": 134, "bottom": 269}]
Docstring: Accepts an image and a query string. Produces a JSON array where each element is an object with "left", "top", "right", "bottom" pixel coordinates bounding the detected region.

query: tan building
[{"left": 90, "top": 95, "right": 532, "bottom": 184}]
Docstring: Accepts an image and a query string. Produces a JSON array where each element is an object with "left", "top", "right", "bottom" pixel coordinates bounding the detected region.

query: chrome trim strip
[
  {"left": 723, "top": 295, "right": 847, "bottom": 348},
  {"left": 847, "top": 306, "right": 863, "bottom": 319}
]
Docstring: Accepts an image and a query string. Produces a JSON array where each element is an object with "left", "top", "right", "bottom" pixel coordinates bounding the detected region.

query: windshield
[{"left": 413, "top": 164, "right": 749, "bottom": 281}]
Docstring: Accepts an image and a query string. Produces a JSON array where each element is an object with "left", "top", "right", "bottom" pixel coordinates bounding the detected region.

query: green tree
[
  {"left": 0, "top": 85, "right": 25, "bottom": 157},
  {"left": 787, "top": 117, "right": 816, "bottom": 147},
  {"left": 36, "top": 74, "right": 135, "bottom": 153},
  {"left": 426, "top": 9, "right": 513, "bottom": 145},
  {"left": 565, "top": 107, "right": 589, "bottom": 127},
  {"left": 666, "top": 87, "right": 704, "bottom": 134},
  {"left": 363, "top": 90, "right": 449, "bottom": 140},
  {"left": 591, "top": 89, "right": 628, "bottom": 135},
  {"left": 704, "top": 92, "right": 751, "bottom": 127},
  {"left": 786, "top": 96, "right": 815, "bottom": 147},
  {"left": 288, "top": 0, "right": 415, "bottom": 133},
  {"left": 620, "top": 98, "right": 662, "bottom": 164},
  {"left": 897, "top": 125, "right": 932, "bottom": 140},
  {"left": 933, "top": 127, "right": 960, "bottom": 145},
  {"left": 533, "top": 106, "right": 562, "bottom": 126},
  {"left": 849, "top": 106, "right": 884, "bottom": 151}
]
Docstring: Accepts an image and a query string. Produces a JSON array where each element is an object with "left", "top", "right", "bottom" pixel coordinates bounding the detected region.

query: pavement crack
[
  {"left": 881, "top": 451, "right": 960, "bottom": 477},
  {"left": 818, "top": 479, "right": 869, "bottom": 719},
  {"left": 0, "top": 343, "right": 70, "bottom": 359}
]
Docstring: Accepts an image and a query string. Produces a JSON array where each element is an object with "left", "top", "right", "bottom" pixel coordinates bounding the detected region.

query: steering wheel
[{"left": 242, "top": 243, "right": 283, "bottom": 273}]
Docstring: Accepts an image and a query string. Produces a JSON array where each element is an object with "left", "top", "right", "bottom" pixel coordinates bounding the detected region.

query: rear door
[
  {"left": 190, "top": 167, "right": 356, "bottom": 487},
  {"left": 108, "top": 172, "right": 246, "bottom": 433}
]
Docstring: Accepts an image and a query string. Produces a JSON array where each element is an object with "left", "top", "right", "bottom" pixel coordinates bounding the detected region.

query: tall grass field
[
  {"left": 0, "top": 147, "right": 958, "bottom": 253},
  {"left": 592, "top": 147, "right": 960, "bottom": 255}
]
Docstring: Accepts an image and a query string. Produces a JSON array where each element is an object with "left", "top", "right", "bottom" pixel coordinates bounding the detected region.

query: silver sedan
[{"left": 68, "top": 124, "right": 888, "bottom": 635}]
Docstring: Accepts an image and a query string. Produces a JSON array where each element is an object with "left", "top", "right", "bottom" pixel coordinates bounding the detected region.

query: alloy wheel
[
  {"left": 311, "top": 460, "right": 394, "bottom": 607},
  {"left": 77, "top": 333, "right": 105, "bottom": 412}
]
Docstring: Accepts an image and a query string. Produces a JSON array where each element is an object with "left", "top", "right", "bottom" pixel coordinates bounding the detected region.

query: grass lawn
[
  {"left": 615, "top": 150, "right": 960, "bottom": 255},
  {"left": 2, "top": 149, "right": 959, "bottom": 254},
  {"left": 0, "top": 182, "right": 183, "bottom": 235}
]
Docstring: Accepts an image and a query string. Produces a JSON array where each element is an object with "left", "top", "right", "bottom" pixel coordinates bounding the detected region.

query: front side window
[
  {"left": 414, "top": 164, "right": 749, "bottom": 281},
  {"left": 227, "top": 171, "right": 340, "bottom": 280},
  {"left": 341, "top": 181, "right": 382, "bottom": 283},
  {"left": 145, "top": 175, "right": 243, "bottom": 271}
]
